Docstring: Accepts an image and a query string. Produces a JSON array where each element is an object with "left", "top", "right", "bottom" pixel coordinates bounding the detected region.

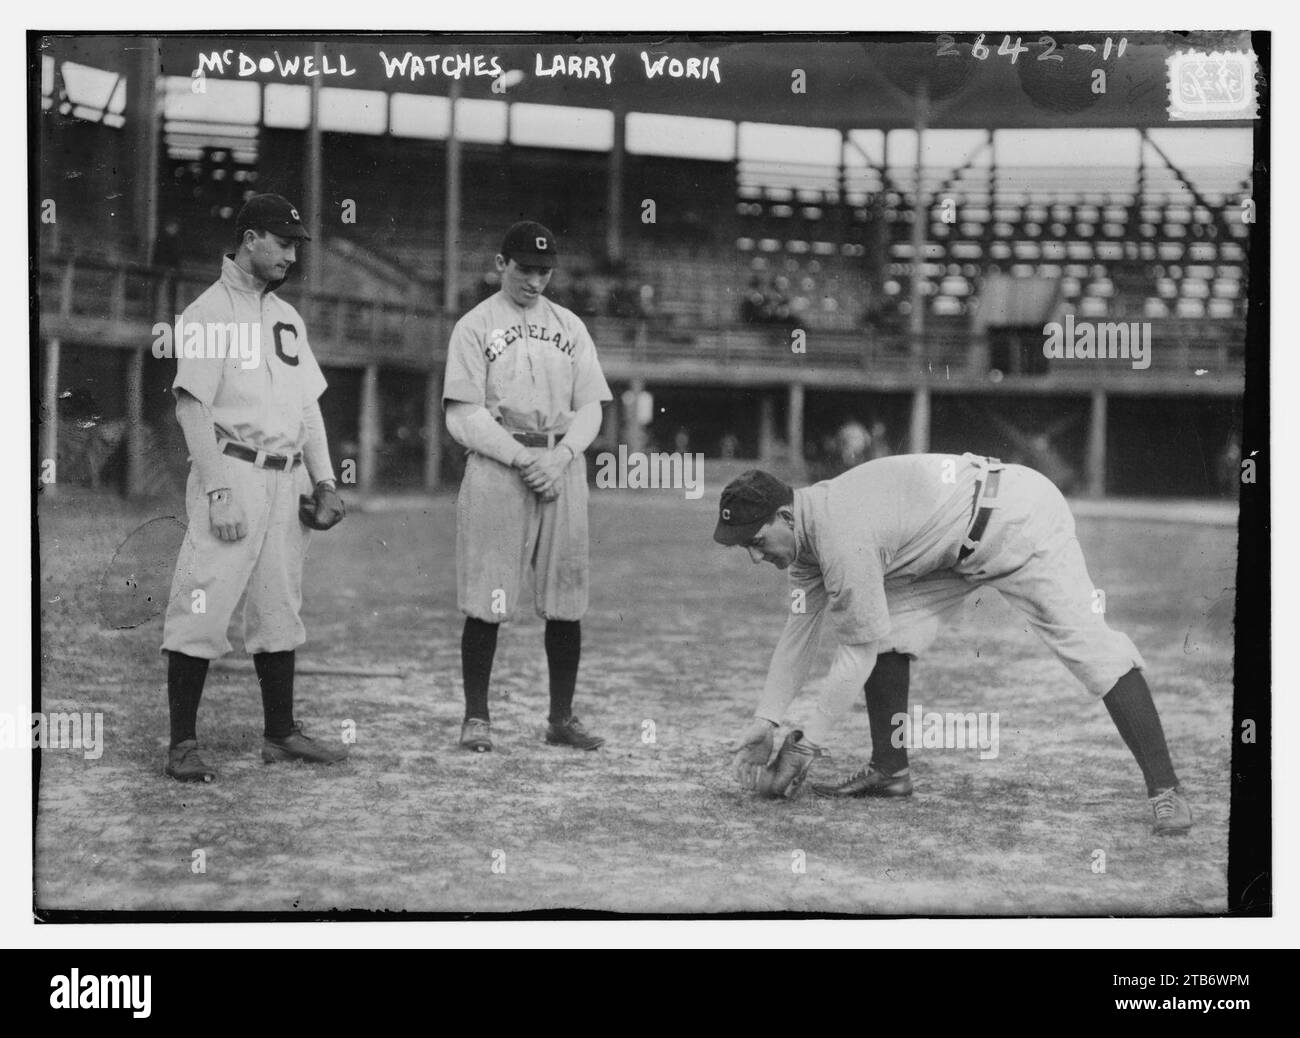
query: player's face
[
  {"left": 746, "top": 512, "right": 797, "bottom": 569},
  {"left": 498, "top": 256, "right": 553, "bottom": 308},
  {"left": 245, "top": 231, "right": 299, "bottom": 283}
]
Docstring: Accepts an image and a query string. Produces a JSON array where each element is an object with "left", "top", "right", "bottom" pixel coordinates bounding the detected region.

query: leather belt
[
  {"left": 510, "top": 431, "right": 561, "bottom": 449},
  {"left": 221, "top": 440, "right": 303, "bottom": 471},
  {"left": 957, "top": 456, "right": 1004, "bottom": 563}
]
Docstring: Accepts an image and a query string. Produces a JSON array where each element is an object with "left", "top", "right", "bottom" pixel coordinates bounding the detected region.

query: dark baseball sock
[
  {"left": 545, "top": 620, "right": 581, "bottom": 725},
  {"left": 254, "top": 650, "right": 296, "bottom": 740},
  {"left": 1103, "top": 667, "right": 1179, "bottom": 796},
  {"left": 865, "top": 651, "right": 911, "bottom": 774},
  {"left": 462, "top": 617, "right": 499, "bottom": 723},
  {"left": 167, "top": 650, "right": 209, "bottom": 748}
]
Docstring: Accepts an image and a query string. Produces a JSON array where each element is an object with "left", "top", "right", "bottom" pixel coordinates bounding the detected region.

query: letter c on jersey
[{"left": 273, "top": 322, "right": 300, "bottom": 366}]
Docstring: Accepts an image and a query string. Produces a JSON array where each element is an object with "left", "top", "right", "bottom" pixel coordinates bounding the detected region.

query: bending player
[
  {"left": 441, "top": 221, "right": 612, "bottom": 752},
  {"left": 715, "top": 457, "right": 1192, "bottom": 836},
  {"left": 160, "top": 194, "right": 348, "bottom": 782}
]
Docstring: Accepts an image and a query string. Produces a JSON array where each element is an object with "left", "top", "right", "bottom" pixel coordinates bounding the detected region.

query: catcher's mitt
[
  {"left": 756, "top": 730, "right": 824, "bottom": 799},
  {"left": 299, "top": 482, "right": 346, "bottom": 531}
]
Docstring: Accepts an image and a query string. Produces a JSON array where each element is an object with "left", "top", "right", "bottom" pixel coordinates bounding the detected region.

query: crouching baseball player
[
  {"left": 160, "top": 193, "right": 348, "bottom": 782},
  {"left": 716, "top": 456, "right": 1192, "bottom": 836}
]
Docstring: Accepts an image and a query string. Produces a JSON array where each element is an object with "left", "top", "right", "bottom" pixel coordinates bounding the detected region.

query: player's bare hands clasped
[
  {"left": 208, "top": 488, "right": 247, "bottom": 542},
  {"left": 517, "top": 446, "right": 572, "bottom": 499},
  {"left": 731, "top": 718, "right": 777, "bottom": 790}
]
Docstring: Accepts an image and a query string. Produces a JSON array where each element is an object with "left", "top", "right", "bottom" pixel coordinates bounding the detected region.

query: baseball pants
[
  {"left": 162, "top": 459, "right": 313, "bottom": 659},
  {"left": 881, "top": 464, "right": 1144, "bottom": 697},
  {"left": 456, "top": 450, "right": 591, "bottom": 623}
]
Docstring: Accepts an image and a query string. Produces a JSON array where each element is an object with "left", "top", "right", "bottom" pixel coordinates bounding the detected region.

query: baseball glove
[
  {"left": 299, "top": 482, "right": 346, "bottom": 531},
  {"left": 755, "top": 730, "right": 823, "bottom": 799}
]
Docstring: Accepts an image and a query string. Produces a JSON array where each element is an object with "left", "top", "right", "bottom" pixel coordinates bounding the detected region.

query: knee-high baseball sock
[
  {"left": 167, "top": 650, "right": 209, "bottom": 748},
  {"left": 254, "top": 650, "right": 296, "bottom": 739},
  {"left": 462, "top": 617, "right": 499, "bottom": 722},
  {"left": 865, "top": 651, "right": 911, "bottom": 774},
  {"left": 545, "top": 620, "right": 581, "bottom": 725},
  {"left": 1103, "top": 668, "right": 1179, "bottom": 796}
]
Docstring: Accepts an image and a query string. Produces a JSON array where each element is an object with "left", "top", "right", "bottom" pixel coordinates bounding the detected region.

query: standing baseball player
[
  {"left": 160, "top": 193, "right": 348, "bottom": 782},
  {"left": 442, "top": 221, "right": 612, "bottom": 752},
  {"left": 716, "top": 455, "right": 1192, "bottom": 835}
]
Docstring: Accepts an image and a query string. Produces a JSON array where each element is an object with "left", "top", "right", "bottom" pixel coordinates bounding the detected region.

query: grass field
[{"left": 35, "top": 481, "right": 1237, "bottom": 916}]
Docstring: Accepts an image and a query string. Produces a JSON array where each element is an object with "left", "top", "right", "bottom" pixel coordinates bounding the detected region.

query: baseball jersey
[
  {"left": 789, "top": 454, "right": 986, "bottom": 644},
  {"left": 173, "top": 256, "right": 327, "bottom": 455},
  {"left": 442, "top": 291, "right": 612, "bottom": 434}
]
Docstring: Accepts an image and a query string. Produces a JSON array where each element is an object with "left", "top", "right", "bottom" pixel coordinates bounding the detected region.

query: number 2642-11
[{"left": 936, "top": 34, "right": 1063, "bottom": 63}]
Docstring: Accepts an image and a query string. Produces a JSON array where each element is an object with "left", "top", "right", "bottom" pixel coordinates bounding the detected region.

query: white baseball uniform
[
  {"left": 162, "top": 256, "right": 328, "bottom": 659},
  {"left": 757, "top": 452, "right": 1143, "bottom": 721},
  {"left": 443, "top": 291, "right": 612, "bottom": 623}
]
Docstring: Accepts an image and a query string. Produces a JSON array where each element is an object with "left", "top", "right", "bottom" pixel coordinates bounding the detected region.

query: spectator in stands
[
  {"left": 1216, "top": 431, "right": 1242, "bottom": 496},
  {"left": 568, "top": 271, "right": 597, "bottom": 317},
  {"left": 867, "top": 419, "right": 894, "bottom": 460},
  {"left": 741, "top": 276, "right": 767, "bottom": 324},
  {"left": 155, "top": 218, "right": 183, "bottom": 319},
  {"left": 767, "top": 276, "right": 794, "bottom": 325},
  {"left": 835, "top": 419, "right": 870, "bottom": 469}
]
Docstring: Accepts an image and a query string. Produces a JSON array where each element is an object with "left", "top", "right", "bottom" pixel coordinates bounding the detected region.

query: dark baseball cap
[
  {"left": 713, "top": 470, "right": 794, "bottom": 546},
  {"left": 236, "top": 193, "right": 311, "bottom": 241},
  {"left": 501, "top": 221, "right": 558, "bottom": 268}
]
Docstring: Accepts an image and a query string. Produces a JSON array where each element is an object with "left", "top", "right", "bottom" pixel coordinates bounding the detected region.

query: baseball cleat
[
  {"left": 545, "top": 716, "right": 605, "bottom": 751},
  {"left": 165, "top": 739, "right": 218, "bottom": 783},
  {"left": 1150, "top": 786, "right": 1193, "bottom": 836},
  {"left": 812, "top": 763, "right": 913, "bottom": 799},
  {"left": 262, "top": 723, "right": 349, "bottom": 765},
  {"left": 460, "top": 717, "right": 493, "bottom": 753},
  {"left": 756, "top": 730, "right": 823, "bottom": 799}
]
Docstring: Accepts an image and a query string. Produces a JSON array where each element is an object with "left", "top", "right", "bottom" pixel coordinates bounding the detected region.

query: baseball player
[
  {"left": 716, "top": 455, "right": 1193, "bottom": 836},
  {"left": 442, "top": 221, "right": 612, "bottom": 752},
  {"left": 160, "top": 193, "right": 348, "bottom": 782}
]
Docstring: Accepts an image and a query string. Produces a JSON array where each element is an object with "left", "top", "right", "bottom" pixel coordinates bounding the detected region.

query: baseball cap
[
  {"left": 236, "top": 194, "right": 311, "bottom": 241},
  {"left": 713, "top": 470, "right": 794, "bottom": 546},
  {"left": 501, "top": 221, "right": 558, "bottom": 268}
]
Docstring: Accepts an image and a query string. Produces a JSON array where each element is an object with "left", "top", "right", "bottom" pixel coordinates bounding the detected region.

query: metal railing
[{"left": 37, "top": 251, "right": 1246, "bottom": 383}]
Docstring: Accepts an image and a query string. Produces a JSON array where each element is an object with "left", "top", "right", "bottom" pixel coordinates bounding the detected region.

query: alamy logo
[
  {"left": 49, "top": 970, "right": 151, "bottom": 1018},
  {"left": 1042, "top": 316, "right": 1152, "bottom": 370},
  {"left": 594, "top": 445, "right": 704, "bottom": 500},
  {"left": 892, "top": 704, "right": 1000, "bottom": 760},
  {"left": 152, "top": 316, "right": 261, "bottom": 370}
]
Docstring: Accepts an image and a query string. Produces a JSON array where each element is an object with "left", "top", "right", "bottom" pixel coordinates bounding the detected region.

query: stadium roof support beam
[
  {"left": 607, "top": 105, "right": 626, "bottom": 265},
  {"left": 443, "top": 78, "right": 463, "bottom": 312},
  {"left": 1087, "top": 388, "right": 1107, "bottom": 498},
  {"left": 40, "top": 339, "right": 60, "bottom": 494},
  {"left": 304, "top": 43, "right": 324, "bottom": 296},
  {"left": 128, "top": 40, "right": 160, "bottom": 266},
  {"left": 909, "top": 78, "right": 928, "bottom": 353}
]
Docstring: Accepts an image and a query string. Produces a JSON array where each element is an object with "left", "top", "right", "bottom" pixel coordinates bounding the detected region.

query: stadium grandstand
[{"left": 36, "top": 34, "right": 1257, "bottom": 499}]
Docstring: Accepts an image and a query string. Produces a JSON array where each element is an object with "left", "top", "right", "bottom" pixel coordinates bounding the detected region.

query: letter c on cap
[
  {"left": 721, "top": 508, "right": 731, "bottom": 520},
  {"left": 290, "top": 207, "right": 301, "bottom": 221},
  {"left": 535, "top": 236, "right": 548, "bottom": 250}
]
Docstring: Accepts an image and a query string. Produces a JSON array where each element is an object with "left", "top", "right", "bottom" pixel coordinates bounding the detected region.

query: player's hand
[
  {"left": 511, "top": 447, "right": 545, "bottom": 476},
  {"left": 209, "top": 490, "right": 247, "bottom": 542},
  {"left": 521, "top": 447, "right": 572, "bottom": 495},
  {"left": 730, "top": 718, "right": 777, "bottom": 790}
]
